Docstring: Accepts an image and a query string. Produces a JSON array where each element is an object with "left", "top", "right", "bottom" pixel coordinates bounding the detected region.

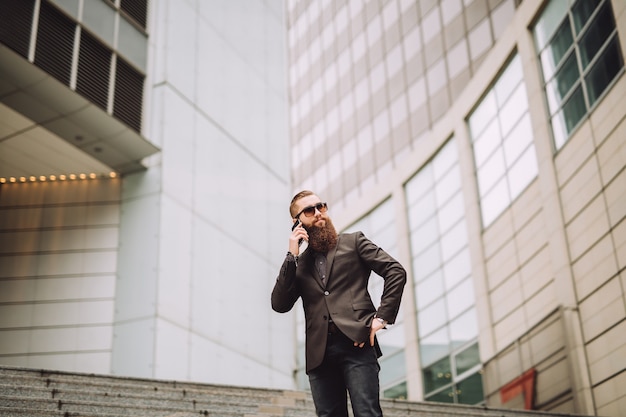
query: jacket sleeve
[
  {"left": 356, "top": 232, "right": 407, "bottom": 324},
  {"left": 271, "top": 255, "right": 300, "bottom": 313}
]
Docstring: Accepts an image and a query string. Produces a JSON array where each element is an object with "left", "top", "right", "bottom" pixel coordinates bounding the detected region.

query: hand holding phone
[
  {"left": 291, "top": 219, "right": 308, "bottom": 253},
  {"left": 292, "top": 219, "right": 304, "bottom": 246}
]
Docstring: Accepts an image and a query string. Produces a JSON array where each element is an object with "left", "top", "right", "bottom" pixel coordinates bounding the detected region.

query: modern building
[
  {"left": 0, "top": 0, "right": 293, "bottom": 390},
  {"left": 286, "top": 0, "right": 625, "bottom": 416},
  {"left": 2, "top": 1, "right": 625, "bottom": 417}
]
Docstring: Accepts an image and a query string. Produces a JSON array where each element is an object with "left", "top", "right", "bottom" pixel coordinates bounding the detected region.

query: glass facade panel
[
  {"left": 473, "top": 119, "right": 501, "bottom": 167},
  {"left": 469, "top": 54, "right": 536, "bottom": 227},
  {"left": 423, "top": 356, "right": 452, "bottom": 393},
  {"left": 418, "top": 299, "right": 447, "bottom": 337},
  {"left": 578, "top": 2, "right": 614, "bottom": 68},
  {"left": 425, "top": 387, "right": 455, "bottom": 403},
  {"left": 545, "top": 52, "right": 579, "bottom": 113},
  {"left": 420, "top": 327, "right": 450, "bottom": 366},
  {"left": 534, "top": 0, "right": 623, "bottom": 149},
  {"left": 585, "top": 37, "right": 624, "bottom": 106},
  {"left": 82, "top": 0, "right": 115, "bottom": 45},
  {"left": 384, "top": 381, "right": 407, "bottom": 400},
  {"left": 572, "top": 0, "right": 600, "bottom": 34},
  {"left": 446, "top": 278, "right": 474, "bottom": 319},
  {"left": 450, "top": 308, "right": 479, "bottom": 347},
  {"left": 416, "top": 271, "right": 445, "bottom": 309},
  {"left": 455, "top": 343, "right": 480, "bottom": 375},
  {"left": 457, "top": 372, "right": 484, "bottom": 405},
  {"left": 406, "top": 139, "right": 481, "bottom": 404},
  {"left": 118, "top": 15, "right": 148, "bottom": 71}
]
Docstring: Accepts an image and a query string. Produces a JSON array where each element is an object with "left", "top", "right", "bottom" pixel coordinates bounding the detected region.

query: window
[
  {"left": 405, "top": 139, "right": 483, "bottom": 405},
  {"left": 534, "top": 0, "right": 624, "bottom": 149},
  {"left": 468, "top": 54, "right": 537, "bottom": 227}
]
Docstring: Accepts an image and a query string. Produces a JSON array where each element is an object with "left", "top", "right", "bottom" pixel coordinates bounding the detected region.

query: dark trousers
[{"left": 308, "top": 330, "right": 383, "bottom": 417}]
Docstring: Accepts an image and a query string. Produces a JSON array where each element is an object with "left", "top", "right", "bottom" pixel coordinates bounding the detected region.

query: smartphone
[{"left": 292, "top": 219, "right": 303, "bottom": 246}]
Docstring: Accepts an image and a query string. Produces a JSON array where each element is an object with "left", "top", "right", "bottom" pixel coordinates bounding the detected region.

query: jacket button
[{"left": 324, "top": 291, "right": 329, "bottom": 296}]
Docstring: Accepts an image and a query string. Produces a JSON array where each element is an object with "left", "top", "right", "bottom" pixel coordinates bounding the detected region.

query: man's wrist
[
  {"left": 286, "top": 251, "right": 298, "bottom": 264},
  {"left": 374, "top": 316, "right": 387, "bottom": 327}
]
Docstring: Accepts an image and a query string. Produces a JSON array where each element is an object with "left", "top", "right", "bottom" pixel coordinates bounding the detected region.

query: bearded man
[{"left": 272, "top": 190, "right": 406, "bottom": 417}]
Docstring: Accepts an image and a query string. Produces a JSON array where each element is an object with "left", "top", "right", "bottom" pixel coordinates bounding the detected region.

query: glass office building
[
  {"left": 1, "top": 1, "right": 625, "bottom": 416},
  {"left": 286, "top": 0, "right": 625, "bottom": 416},
  {"left": 0, "top": 0, "right": 292, "bottom": 389}
]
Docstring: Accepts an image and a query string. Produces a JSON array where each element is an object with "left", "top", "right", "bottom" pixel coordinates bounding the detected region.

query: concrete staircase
[{"left": 0, "top": 366, "right": 586, "bottom": 417}]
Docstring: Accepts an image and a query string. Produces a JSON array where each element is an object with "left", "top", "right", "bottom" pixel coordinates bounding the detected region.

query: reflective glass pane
[
  {"left": 416, "top": 270, "right": 445, "bottom": 308},
  {"left": 477, "top": 148, "right": 505, "bottom": 196},
  {"left": 408, "top": 190, "right": 437, "bottom": 229},
  {"left": 384, "top": 381, "right": 407, "bottom": 399},
  {"left": 413, "top": 244, "right": 442, "bottom": 281},
  {"left": 411, "top": 215, "right": 440, "bottom": 255},
  {"left": 455, "top": 343, "right": 480, "bottom": 375},
  {"left": 443, "top": 249, "right": 471, "bottom": 290},
  {"left": 545, "top": 52, "right": 579, "bottom": 112},
  {"left": 50, "top": 0, "right": 80, "bottom": 18},
  {"left": 369, "top": 199, "right": 394, "bottom": 233},
  {"left": 379, "top": 351, "right": 406, "bottom": 385},
  {"left": 418, "top": 298, "right": 447, "bottom": 336},
  {"left": 425, "top": 387, "right": 455, "bottom": 403},
  {"left": 534, "top": 0, "right": 569, "bottom": 50},
  {"left": 433, "top": 140, "right": 458, "bottom": 180},
  {"left": 561, "top": 85, "right": 587, "bottom": 134},
  {"left": 378, "top": 322, "right": 405, "bottom": 350},
  {"left": 456, "top": 372, "right": 484, "bottom": 404},
  {"left": 446, "top": 278, "right": 474, "bottom": 319},
  {"left": 440, "top": 219, "right": 467, "bottom": 262},
  {"left": 503, "top": 113, "right": 532, "bottom": 166},
  {"left": 420, "top": 327, "right": 450, "bottom": 365},
  {"left": 423, "top": 356, "right": 452, "bottom": 393},
  {"left": 540, "top": 19, "right": 574, "bottom": 77},
  {"left": 405, "top": 165, "right": 433, "bottom": 204},
  {"left": 118, "top": 16, "right": 148, "bottom": 71},
  {"left": 572, "top": 0, "right": 601, "bottom": 34},
  {"left": 494, "top": 55, "right": 522, "bottom": 105},
  {"left": 585, "top": 36, "right": 624, "bottom": 106},
  {"left": 499, "top": 83, "right": 528, "bottom": 137},
  {"left": 435, "top": 166, "right": 461, "bottom": 205},
  {"left": 481, "top": 178, "right": 509, "bottom": 226},
  {"left": 449, "top": 308, "right": 478, "bottom": 348},
  {"left": 438, "top": 192, "right": 464, "bottom": 233},
  {"left": 468, "top": 91, "right": 497, "bottom": 139},
  {"left": 83, "top": 0, "right": 115, "bottom": 46},
  {"left": 473, "top": 119, "right": 501, "bottom": 167},
  {"left": 507, "top": 144, "right": 538, "bottom": 199},
  {"left": 579, "top": 2, "right": 614, "bottom": 69}
]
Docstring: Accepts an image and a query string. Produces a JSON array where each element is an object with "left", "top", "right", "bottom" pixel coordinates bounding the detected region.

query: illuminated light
[
  {"left": 109, "top": 172, "right": 117, "bottom": 178},
  {"left": 20, "top": 177, "right": 27, "bottom": 182},
  {"left": 39, "top": 176, "right": 46, "bottom": 181},
  {"left": 10, "top": 177, "right": 16, "bottom": 183},
  {"left": 49, "top": 175, "right": 56, "bottom": 181},
  {"left": 79, "top": 173, "right": 87, "bottom": 180},
  {"left": 59, "top": 174, "right": 67, "bottom": 181},
  {"left": 29, "top": 176, "right": 36, "bottom": 182},
  {"left": 69, "top": 174, "right": 77, "bottom": 180},
  {"left": 0, "top": 178, "right": 6, "bottom": 184},
  {"left": 89, "top": 173, "right": 97, "bottom": 179}
]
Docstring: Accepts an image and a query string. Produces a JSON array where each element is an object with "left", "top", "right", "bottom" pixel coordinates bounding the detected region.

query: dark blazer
[{"left": 272, "top": 231, "right": 406, "bottom": 373}]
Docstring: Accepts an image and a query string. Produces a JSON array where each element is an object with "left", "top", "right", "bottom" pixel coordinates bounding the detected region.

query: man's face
[{"left": 293, "top": 194, "right": 328, "bottom": 230}]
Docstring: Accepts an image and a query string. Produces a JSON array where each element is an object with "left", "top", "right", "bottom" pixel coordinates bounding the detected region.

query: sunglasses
[{"left": 294, "top": 202, "right": 328, "bottom": 219}]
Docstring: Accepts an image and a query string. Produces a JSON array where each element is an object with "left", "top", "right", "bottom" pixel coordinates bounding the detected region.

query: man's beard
[{"left": 306, "top": 217, "right": 338, "bottom": 253}]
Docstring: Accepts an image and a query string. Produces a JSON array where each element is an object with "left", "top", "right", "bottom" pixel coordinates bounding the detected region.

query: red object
[{"left": 500, "top": 368, "right": 537, "bottom": 410}]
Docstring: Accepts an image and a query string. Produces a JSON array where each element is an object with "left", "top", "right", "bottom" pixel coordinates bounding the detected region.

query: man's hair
[{"left": 290, "top": 190, "right": 315, "bottom": 218}]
